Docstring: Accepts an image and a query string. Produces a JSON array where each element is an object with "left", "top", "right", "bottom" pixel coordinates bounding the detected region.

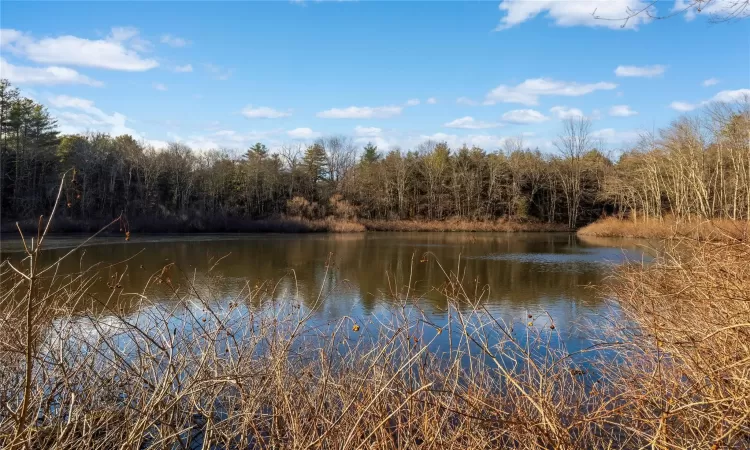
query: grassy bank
[
  {"left": 577, "top": 216, "right": 749, "bottom": 241},
  {"left": 362, "top": 218, "right": 568, "bottom": 232},
  {"left": 1, "top": 223, "right": 748, "bottom": 448},
  {"left": 3, "top": 216, "right": 567, "bottom": 235}
]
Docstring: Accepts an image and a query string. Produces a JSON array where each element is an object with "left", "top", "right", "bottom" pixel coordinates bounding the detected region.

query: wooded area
[{"left": 1, "top": 79, "right": 748, "bottom": 231}]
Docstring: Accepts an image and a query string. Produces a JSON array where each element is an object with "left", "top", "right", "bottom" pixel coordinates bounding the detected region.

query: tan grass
[
  {"left": 577, "top": 216, "right": 749, "bottom": 242},
  {"left": 599, "top": 237, "right": 750, "bottom": 448},
  {"left": 1, "top": 182, "right": 747, "bottom": 448},
  {"left": 362, "top": 217, "right": 569, "bottom": 232},
  {"left": 2, "top": 235, "right": 748, "bottom": 448}
]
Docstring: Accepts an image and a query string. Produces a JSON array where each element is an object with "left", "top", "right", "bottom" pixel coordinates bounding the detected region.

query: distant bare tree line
[{"left": 1, "top": 79, "right": 748, "bottom": 231}]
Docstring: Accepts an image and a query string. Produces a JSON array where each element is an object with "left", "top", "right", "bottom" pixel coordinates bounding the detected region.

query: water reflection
[{"left": 1, "top": 232, "right": 647, "bottom": 352}]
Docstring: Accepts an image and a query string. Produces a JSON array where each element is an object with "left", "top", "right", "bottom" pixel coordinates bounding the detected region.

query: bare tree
[
  {"left": 554, "top": 118, "right": 593, "bottom": 228},
  {"left": 593, "top": 0, "right": 748, "bottom": 28},
  {"left": 318, "top": 136, "right": 357, "bottom": 187}
]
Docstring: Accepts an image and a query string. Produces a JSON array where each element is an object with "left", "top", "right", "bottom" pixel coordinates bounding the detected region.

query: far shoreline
[{"left": 1, "top": 217, "right": 571, "bottom": 236}]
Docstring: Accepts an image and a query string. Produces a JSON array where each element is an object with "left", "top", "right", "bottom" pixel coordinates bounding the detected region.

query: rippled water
[{"left": 1, "top": 232, "right": 650, "bottom": 354}]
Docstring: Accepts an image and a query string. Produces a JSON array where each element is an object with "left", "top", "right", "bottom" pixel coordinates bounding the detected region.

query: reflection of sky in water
[
  {"left": 472, "top": 248, "right": 649, "bottom": 264},
  {"left": 4, "top": 232, "right": 646, "bottom": 356},
  {"left": 467, "top": 247, "right": 652, "bottom": 274}
]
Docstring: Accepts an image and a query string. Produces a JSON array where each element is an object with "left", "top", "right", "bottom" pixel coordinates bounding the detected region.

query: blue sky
[{"left": 1, "top": 1, "right": 747, "bottom": 153}]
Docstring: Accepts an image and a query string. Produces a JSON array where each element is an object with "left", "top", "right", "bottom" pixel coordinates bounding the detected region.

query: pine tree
[
  {"left": 246, "top": 142, "right": 268, "bottom": 160},
  {"left": 303, "top": 143, "right": 327, "bottom": 181},
  {"left": 361, "top": 142, "right": 380, "bottom": 164}
]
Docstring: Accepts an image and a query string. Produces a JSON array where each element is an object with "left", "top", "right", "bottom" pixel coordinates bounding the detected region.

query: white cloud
[
  {"left": 317, "top": 105, "right": 403, "bottom": 119},
  {"left": 49, "top": 95, "right": 173, "bottom": 150},
  {"left": 591, "top": 128, "right": 641, "bottom": 143},
  {"left": 1, "top": 27, "right": 158, "bottom": 71},
  {"left": 241, "top": 105, "right": 292, "bottom": 119},
  {"left": 670, "top": 89, "right": 750, "bottom": 113},
  {"left": 174, "top": 64, "right": 193, "bottom": 73},
  {"left": 495, "top": 0, "right": 654, "bottom": 31},
  {"left": 47, "top": 95, "right": 138, "bottom": 137},
  {"left": 287, "top": 127, "right": 322, "bottom": 139},
  {"left": 426, "top": 97, "right": 437, "bottom": 104},
  {"left": 354, "top": 126, "right": 382, "bottom": 137},
  {"left": 484, "top": 78, "right": 617, "bottom": 106},
  {"left": 501, "top": 109, "right": 549, "bottom": 124},
  {"left": 457, "top": 96, "right": 478, "bottom": 106},
  {"left": 702, "top": 77, "right": 719, "bottom": 87},
  {"left": 550, "top": 106, "right": 584, "bottom": 120},
  {"left": 444, "top": 116, "right": 501, "bottom": 129},
  {"left": 169, "top": 129, "right": 283, "bottom": 151},
  {"left": 609, "top": 104, "right": 638, "bottom": 117},
  {"left": 709, "top": 89, "right": 750, "bottom": 103},
  {"left": 406, "top": 98, "right": 420, "bottom": 106},
  {"left": 418, "top": 132, "right": 553, "bottom": 152},
  {"left": 0, "top": 29, "right": 24, "bottom": 46},
  {"left": 0, "top": 57, "right": 103, "bottom": 86},
  {"left": 160, "top": 34, "right": 189, "bottom": 47},
  {"left": 146, "top": 140, "right": 169, "bottom": 150},
  {"left": 109, "top": 26, "right": 140, "bottom": 42},
  {"left": 204, "top": 63, "right": 232, "bottom": 80},
  {"left": 615, "top": 65, "right": 667, "bottom": 77},
  {"left": 670, "top": 101, "right": 697, "bottom": 112},
  {"left": 153, "top": 83, "right": 167, "bottom": 91}
]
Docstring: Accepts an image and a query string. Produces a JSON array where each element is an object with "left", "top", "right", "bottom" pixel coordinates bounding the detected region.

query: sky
[{"left": 1, "top": 0, "right": 748, "bottom": 154}]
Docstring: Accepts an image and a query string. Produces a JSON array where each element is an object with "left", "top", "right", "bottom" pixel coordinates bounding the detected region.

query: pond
[{"left": 1, "top": 232, "right": 650, "bottom": 356}]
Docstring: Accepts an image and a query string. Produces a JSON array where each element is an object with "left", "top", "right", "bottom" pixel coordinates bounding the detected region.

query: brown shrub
[
  {"left": 286, "top": 196, "right": 322, "bottom": 220},
  {"left": 328, "top": 193, "right": 358, "bottom": 220},
  {"left": 599, "top": 238, "right": 750, "bottom": 448}
]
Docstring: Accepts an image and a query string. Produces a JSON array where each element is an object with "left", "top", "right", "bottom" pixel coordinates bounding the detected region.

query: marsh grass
[
  {"left": 361, "top": 218, "right": 568, "bottom": 233},
  {"left": 3, "top": 216, "right": 565, "bottom": 236},
  {"left": 0, "top": 180, "right": 748, "bottom": 448},
  {"left": 577, "top": 216, "right": 749, "bottom": 242}
]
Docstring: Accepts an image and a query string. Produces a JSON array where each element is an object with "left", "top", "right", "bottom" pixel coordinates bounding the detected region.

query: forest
[{"left": 1, "top": 79, "right": 749, "bottom": 232}]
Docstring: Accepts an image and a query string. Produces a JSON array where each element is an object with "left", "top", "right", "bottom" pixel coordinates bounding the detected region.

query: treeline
[{"left": 1, "top": 79, "right": 748, "bottom": 231}]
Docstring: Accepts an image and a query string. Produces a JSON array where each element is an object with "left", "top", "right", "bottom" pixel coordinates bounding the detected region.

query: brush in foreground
[{"left": 0, "top": 228, "right": 748, "bottom": 448}]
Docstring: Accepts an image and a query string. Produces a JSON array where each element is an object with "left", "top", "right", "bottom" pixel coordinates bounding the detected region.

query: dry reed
[
  {"left": 1, "top": 185, "right": 748, "bottom": 448},
  {"left": 577, "top": 216, "right": 749, "bottom": 242},
  {"left": 362, "top": 218, "right": 569, "bottom": 233}
]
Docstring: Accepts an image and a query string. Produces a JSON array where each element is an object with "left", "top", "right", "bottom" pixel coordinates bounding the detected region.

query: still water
[{"left": 1, "top": 232, "right": 648, "bottom": 354}]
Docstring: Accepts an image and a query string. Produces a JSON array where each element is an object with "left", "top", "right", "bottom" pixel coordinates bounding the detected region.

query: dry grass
[
  {"left": 0, "top": 251, "right": 598, "bottom": 449},
  {"left": 577, "top": 216, "right": 749, "bottom": 242},
  {"left": 599, "top": 237, "right": 750, "bottom": 448},
  {"left": 1, "top": 239, "right": 747, "bottom": 449},
  {"left": 1, "top": 184, "right": 747, "bottom": 448},
  {"left": 3, "top": 216, "right": 567, "bottom": 236},
  {"left": 362, "top": 217, "right": 569, "bottom": 233},
  {"left": 245, "top": 217, "right": 366, "bottom": 233}
]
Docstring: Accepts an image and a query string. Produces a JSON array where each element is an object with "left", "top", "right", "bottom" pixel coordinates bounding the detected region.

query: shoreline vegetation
[
  {"left": 1, "top": 202, "right": 748, "bottom": 448},
  {"left": 2, "top": 78, "right": 749, "bottom": 241},
  {"left": 3, "top": 216, "right": 570, "bottom": 235},
  {"left": 578, "top": 216, "right": 750, "bottom": 241}
]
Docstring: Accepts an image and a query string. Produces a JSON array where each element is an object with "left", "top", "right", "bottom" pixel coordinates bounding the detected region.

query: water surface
[{"left": 1, "top": 232, "right": 649, "bottom": 353}]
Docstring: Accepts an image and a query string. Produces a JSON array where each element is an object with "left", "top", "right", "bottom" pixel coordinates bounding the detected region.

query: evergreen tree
[
  {"left": 361, "top": 142, "right": 380, "bottom": 164},
  {"left": 246, "top": 142, "right": 268, "bottom": 160},
  {"left": 303, "top": 143, "right": 327, "bottom": 181}
]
